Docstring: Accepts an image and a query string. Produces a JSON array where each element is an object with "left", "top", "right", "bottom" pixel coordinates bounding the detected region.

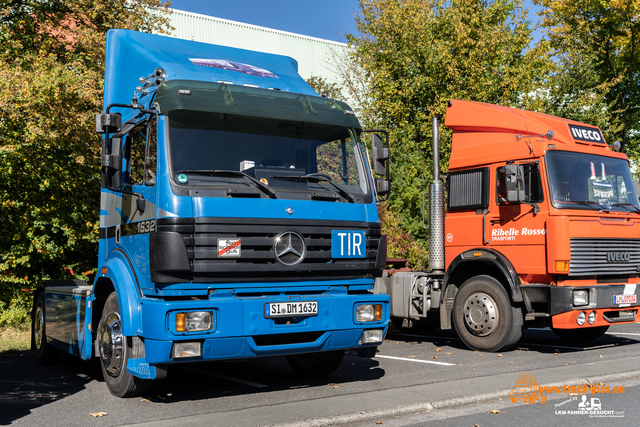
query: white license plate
[
  {"left": 265, "top": 301, "right": 318, "bottom": 318},
  {"left": 613, "top": 294, "right": 637, "bottom": 304}
]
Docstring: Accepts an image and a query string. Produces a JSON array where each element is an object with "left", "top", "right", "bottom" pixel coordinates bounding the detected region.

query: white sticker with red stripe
[{"left": 218, "top": 239, "right": 241, "bottom": 257}]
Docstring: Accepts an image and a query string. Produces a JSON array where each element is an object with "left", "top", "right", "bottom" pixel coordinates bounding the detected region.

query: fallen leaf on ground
[
  {"left": 488, "top": 409, "right": 500, "bottom": 414},
  {"left": 435, "top": 348, "right": 442, "bottom": 352},
  {"left": 434, "top": 356, "right": 438, "bottom": 359},
  {"left": 332, "top": 386, "right": 339, "bottom": 389},
  {"left": 90, "top": 412, "right": 107, "bottom": 418},
  {"left": 497, "top": 354, "right": 503, "bottom": 357},
  {"left": 446, "top": 352, "right": 452, "bottom": 355},
  {"left": 478, "top": 354, "right": 484, "bottom": 357}
]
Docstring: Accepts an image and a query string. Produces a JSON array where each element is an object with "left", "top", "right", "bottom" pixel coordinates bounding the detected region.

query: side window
[
  {"left": 496, "top": 163, "right": 544, "bottom": 205},
  {"left": 125, "top": 126, "right": 147, "bottom": 185},
  {"left": 145, "top": 115, "right": 157, "bottom": 185},
  {"left": 124, "top": 117, "right": 157, "bottom": 186}
]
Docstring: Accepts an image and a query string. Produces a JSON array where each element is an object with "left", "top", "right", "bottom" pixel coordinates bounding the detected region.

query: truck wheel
[
  {"left": 98, "top": 292, "right": 152, "bottom": 397},
  {"left": 32, "top": 293, "right": 61, "bottom": 364},
  {"left": 551, "top": 326, "right": 609, "bottom": 342},
  {"left": 286, "top": 350, "right": 345, "bottom": 377},
  {"left": 453, "top": 275, "right": 523, "bottom": 352}
]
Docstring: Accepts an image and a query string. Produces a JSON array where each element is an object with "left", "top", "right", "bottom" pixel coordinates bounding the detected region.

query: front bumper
[
  {"left": 549, "top": 284, "right": 640, "bottom": 329},
  {"left": 131, "top": 293, "right": 389, "bottom": 374}
]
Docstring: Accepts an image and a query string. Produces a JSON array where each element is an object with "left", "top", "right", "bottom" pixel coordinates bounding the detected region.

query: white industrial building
[{"left": 166, "top": 8, "right": 350, "bottom": 91}]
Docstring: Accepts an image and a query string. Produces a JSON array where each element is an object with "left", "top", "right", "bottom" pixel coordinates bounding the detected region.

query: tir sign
[
  {"left": 332, "top": 230, "right": 366, "bottom": 258},
  {"left": 568, "top": 124, "right": 605, "bottom": 144}
]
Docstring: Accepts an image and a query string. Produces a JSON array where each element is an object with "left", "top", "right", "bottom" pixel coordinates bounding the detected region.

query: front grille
[
  {"left": 157, "top": 217, "right": 382, "bottom": 283},
  {"left": 570, "top": 238, "right": 640, "bottom": 276}
]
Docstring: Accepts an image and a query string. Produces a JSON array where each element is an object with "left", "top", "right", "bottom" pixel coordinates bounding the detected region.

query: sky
[{"left": 169, "top": 0, "right": 544, "bottom": 44}]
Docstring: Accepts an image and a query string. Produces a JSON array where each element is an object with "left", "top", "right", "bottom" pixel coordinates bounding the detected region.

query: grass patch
[{"left": 0, "top": 323, "right": 32, "bottom": 354}]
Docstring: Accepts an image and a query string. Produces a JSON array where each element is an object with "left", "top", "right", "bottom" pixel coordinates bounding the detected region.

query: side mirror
[
  {"left": 364, "top": 129, "right": 391, "bottom": 201},
  {"left": 371, "top": 133, "right": 390, "bottom": 176},
  {"left": 504, "top": 164, "right": 524, "bottom": 202},
  {"left": 101, "top": 137, "right": 122, "bottom": 189}
]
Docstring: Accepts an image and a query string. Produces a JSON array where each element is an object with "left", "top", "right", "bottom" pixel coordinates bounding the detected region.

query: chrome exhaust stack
[{"left": 428, "top": 115, "right": 446, "bottom": 273}]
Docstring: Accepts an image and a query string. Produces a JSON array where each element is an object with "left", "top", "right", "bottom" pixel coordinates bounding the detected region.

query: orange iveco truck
[{"left": 375, "top": 100, "right": 640, "bottom": 352}]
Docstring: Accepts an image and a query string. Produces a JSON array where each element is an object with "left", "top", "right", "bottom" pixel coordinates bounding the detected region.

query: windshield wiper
[
  {"left": 178, "top": 170, "right": 276, "bottom": 198},
  {"left": 611, "top": 203, "right": 640, "bottom": 214},
  {"left": 572, "top": 200, "right": 611, "bottom": 213},
  {"left": 272, "top": 175, "right": 354, "bottom": 202}
]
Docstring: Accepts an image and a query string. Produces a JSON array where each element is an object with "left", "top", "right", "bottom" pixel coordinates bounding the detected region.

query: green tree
[
  {"left": 306, "top": 75, "right": 347, "bottom": 102},
  {"left": 533, "top": 0, "right": 640, "bottom": 159},
  {"left": 0, "top": 0, "right": 172, "bottom": 326},
  {"left": 349, "top": 0, "right": 548, "bottom": 245}
]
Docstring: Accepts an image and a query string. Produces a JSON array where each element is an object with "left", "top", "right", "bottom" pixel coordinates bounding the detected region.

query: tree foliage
[
  {"left": 348, "top": 0, "right": 548, "bottom": 242},
  {"left": 533, "top": 0, "right": 640, "bottom": 160},
  {"left": 0, "top": 0, "right": 172, "bottom": 325}
]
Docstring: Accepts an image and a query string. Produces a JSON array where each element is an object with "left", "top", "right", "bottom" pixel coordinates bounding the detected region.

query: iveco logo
[
  {"left": 607, "top": 252, "right": 631, "bottom": 263},
  {"left": 274, "top": 231, "right": 306, "bottom": 266}
]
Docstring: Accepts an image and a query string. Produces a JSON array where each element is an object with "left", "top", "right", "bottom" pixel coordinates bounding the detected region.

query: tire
[
  {"left": 97, "top": 292, "right": 152, "bottom": 397},
  {"left": 32, "top": 292, "right": 62, "bottom": 364},
  {"left": 452, "top": 275, "right": 523, "bottom": 352},
  {"left": 551, "top": 326, "right": 609, "bottom": 342},
  {"left": 286, "top": 350, "right": 345, "bottom": 377}
]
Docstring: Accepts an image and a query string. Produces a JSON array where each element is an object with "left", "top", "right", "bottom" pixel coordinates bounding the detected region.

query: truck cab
[
  {"left": 32, "top": 29, "right": 390, "bottom": 397},
  {"left": 377, "top": 100, "right": 640, "bottom": 352}
]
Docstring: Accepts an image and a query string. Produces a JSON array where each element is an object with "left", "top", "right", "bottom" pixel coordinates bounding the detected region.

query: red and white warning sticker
[{"left": 217, "top": 239, "right": 241, "bottom": 257}]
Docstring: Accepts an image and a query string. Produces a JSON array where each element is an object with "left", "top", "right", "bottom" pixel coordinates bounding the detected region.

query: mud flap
[{"left": 440, "top": 284, "right": 458, "bottom": 330}]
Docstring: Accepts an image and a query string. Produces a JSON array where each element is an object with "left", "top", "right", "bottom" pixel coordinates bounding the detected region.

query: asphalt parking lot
[{"left": 2, "top": 323, "right": 640, "bottom": 426}]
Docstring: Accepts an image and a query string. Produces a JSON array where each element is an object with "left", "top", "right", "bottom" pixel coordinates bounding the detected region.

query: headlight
[
  {"left": 576, "top": 311, "right": 586, "bottom": 326},
  {"left": 176, "top": 311, "right": 213, "bottom": 332},
  {"left": 356, "top": 304, "right": 383, "bottom": 322},
  {"left": 573, "top": 290, "right": 589, "bottom": 307},
  {"left": 588, "top": 311, "right": 596, "bottom": 325}
]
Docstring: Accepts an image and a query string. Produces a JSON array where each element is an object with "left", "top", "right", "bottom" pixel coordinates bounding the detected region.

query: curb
[{"left": 271, "top": 370, "right": 640, "bottom": 427}]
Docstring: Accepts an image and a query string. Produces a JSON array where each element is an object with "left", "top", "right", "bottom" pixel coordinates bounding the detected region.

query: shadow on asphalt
[
  {"left": 144, "top": 353, "right": 384, "bottom": 403},
  {"left": 0, "top": 351, "right": 384, "bottom": 424},
  {"left": 385, "top": 326, "right": 640, "bottom": 354},
  {"left": 0, "top": 352, "right": 102, "bottom": 426}
]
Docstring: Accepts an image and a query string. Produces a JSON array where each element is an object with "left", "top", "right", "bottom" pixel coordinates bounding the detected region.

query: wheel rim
[
  {"left": 463, "top": 292, "right": 498, "bottom": 337},
  {"left": 34, "top": 306, "right": 44, "bottom": 350},
  {"left": 98, "top": 312, "right": 124, "bottom": 377}
]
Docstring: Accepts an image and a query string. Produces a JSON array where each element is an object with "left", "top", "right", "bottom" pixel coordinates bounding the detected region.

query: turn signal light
[
  {"left": 176, "top": 313, "right": 186, "bottom": 332},
  {"left": 555, "top": 260, "right": 570, "bottom": 272}
]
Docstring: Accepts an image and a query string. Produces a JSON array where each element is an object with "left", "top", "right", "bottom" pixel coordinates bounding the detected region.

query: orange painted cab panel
[{"left": 442, "top": 100, "right": 640, "bottom": 328}]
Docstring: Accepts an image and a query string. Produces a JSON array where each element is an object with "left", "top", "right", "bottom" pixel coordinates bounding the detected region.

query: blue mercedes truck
[{"left": 31, "top": 30, "right": 391, "bottom": 397}]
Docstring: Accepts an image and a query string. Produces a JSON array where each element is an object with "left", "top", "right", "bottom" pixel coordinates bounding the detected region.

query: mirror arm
[{"left": 105, "top": 185, "right": 146, "bottom": 214}]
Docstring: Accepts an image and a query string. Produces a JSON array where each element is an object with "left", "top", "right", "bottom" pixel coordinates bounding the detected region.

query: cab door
[
  {"left": 114, "top": 115, "right": 158, "bottom": 288},
  {"left": 489, "top": 161, "right": 548, "bottom": 275}
]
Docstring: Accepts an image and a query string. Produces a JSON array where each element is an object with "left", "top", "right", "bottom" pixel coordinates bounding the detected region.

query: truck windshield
[
  {"left": 546, "top": 150, "right": 640, "bottom": 212},
  {"left": 167, "top": 109, "right": 370, "bottom": 202}
]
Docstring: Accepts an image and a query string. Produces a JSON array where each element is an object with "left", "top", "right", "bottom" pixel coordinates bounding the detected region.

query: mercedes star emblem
[{"left": 274, "top": 231, "right": 306, "bottom": 266}]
